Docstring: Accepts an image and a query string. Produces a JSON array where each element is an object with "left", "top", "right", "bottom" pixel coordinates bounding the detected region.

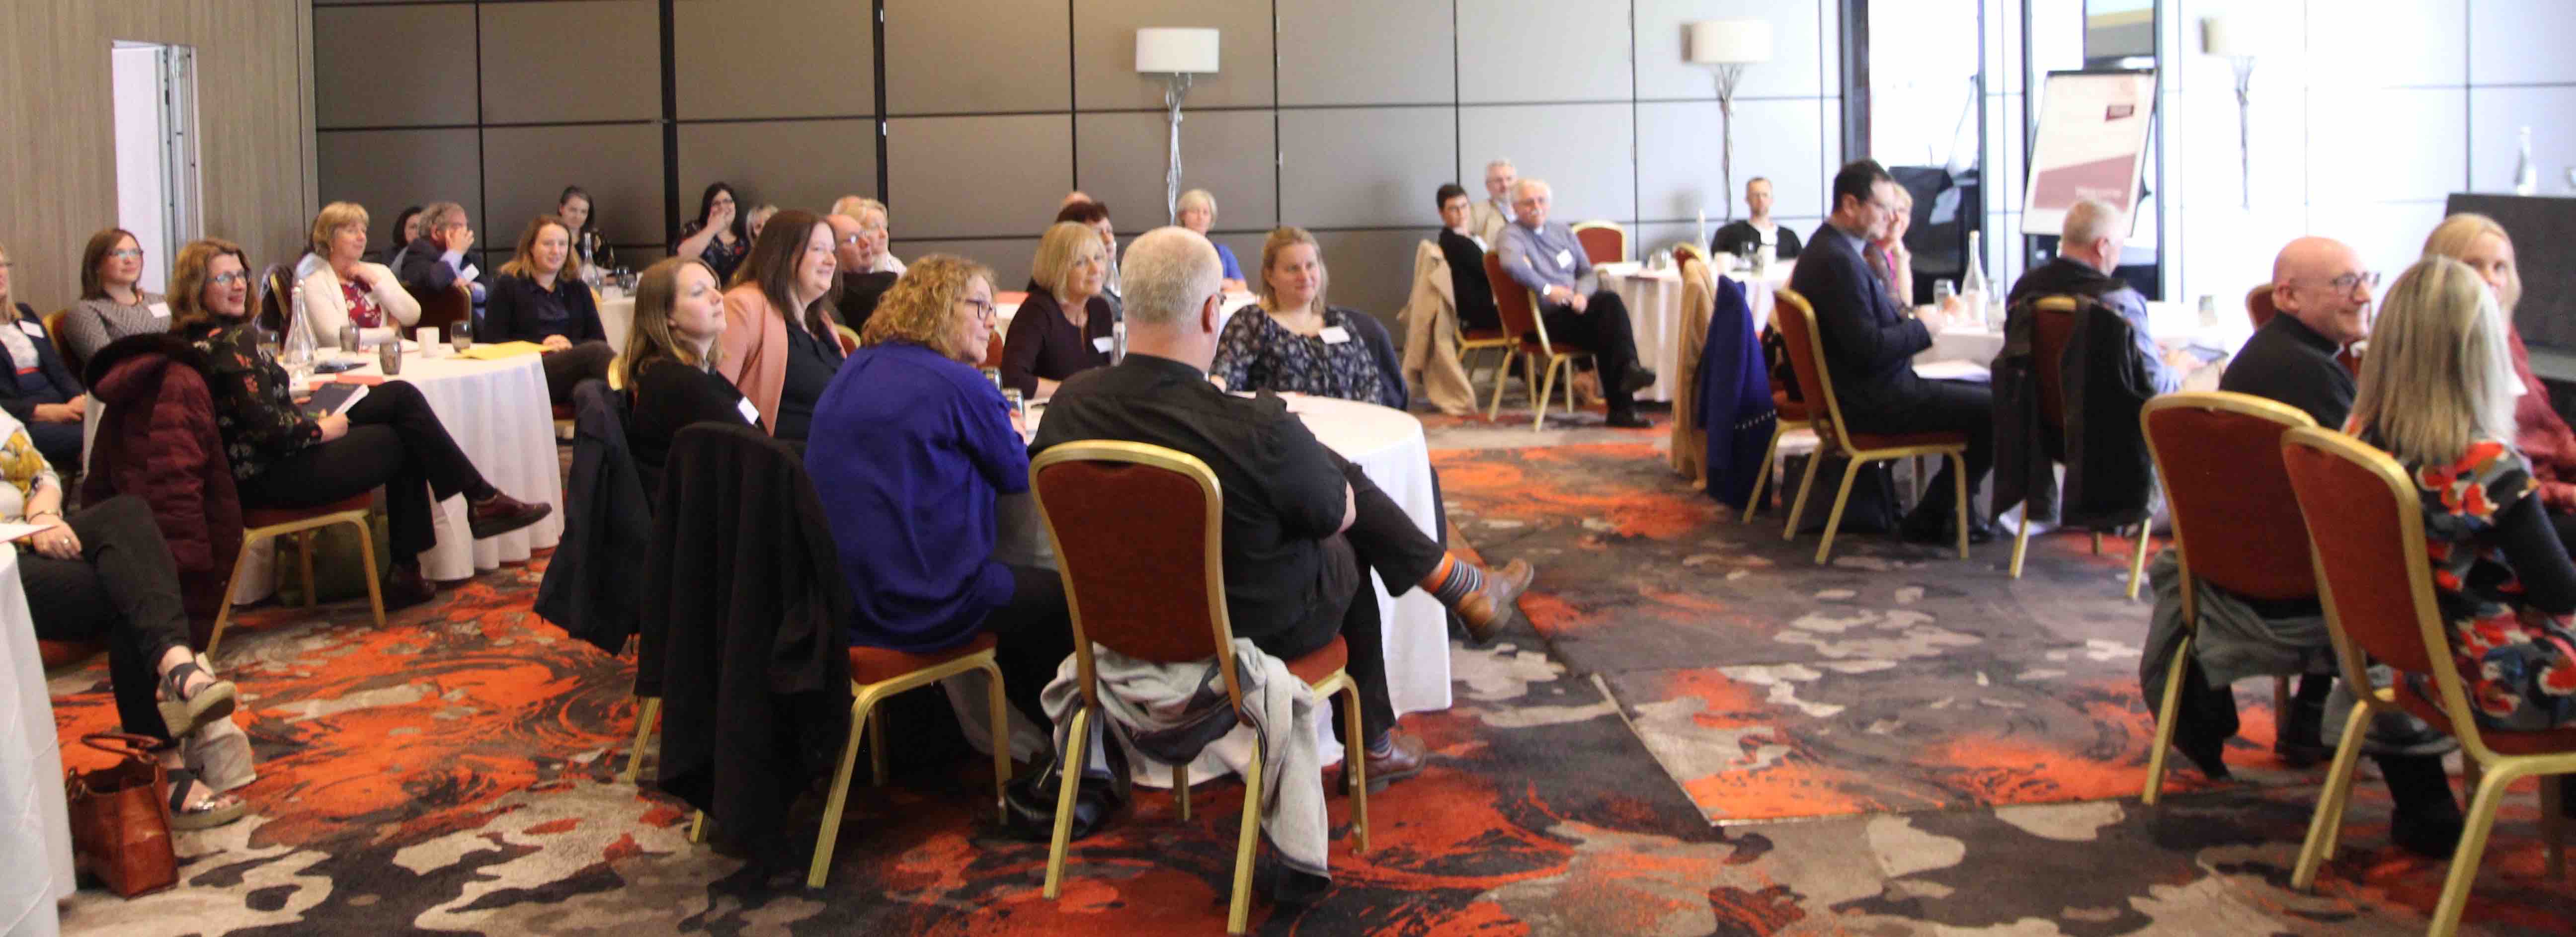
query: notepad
[
  {"left": 457, "top": 341, "right": 545, "bottom": 360},
  {"left": 302, "top": 383, "right": 370, "bottom": 418}
]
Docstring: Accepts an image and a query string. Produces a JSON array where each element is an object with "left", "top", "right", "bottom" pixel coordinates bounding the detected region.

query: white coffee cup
[{"left": 417, "top": 327, "right": 441, "bottom": 356}]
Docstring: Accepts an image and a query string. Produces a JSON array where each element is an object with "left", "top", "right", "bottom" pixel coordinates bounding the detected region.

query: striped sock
[
  {"left": 1366, "top": 734, "right": 1394, "bottom": 757},
  {"left": 1427, "top": 556, "right": 1485, "bottom": 608}
]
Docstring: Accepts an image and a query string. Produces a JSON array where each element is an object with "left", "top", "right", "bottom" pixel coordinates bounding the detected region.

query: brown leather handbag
[{"left": 65, "top": 732, "right": 178, "bottom": 898}]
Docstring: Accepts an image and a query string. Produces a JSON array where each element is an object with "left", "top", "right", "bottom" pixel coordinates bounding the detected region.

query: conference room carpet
[{"left": 34, "top": 420, "right": 2576, "bottom": 935}]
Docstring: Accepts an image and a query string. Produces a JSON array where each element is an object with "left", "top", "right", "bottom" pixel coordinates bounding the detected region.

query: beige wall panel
[
  {"left": 673, "top": 0, "right": 876, "bottom": 120},
  {"left": 1457, "top": 0, "right": 1632, "bottom": 104},
  {"left": 316, "top": 4, "right": 478, "bottom": 128},
  {"left": 479, "top": 0, "right": 660, "bottom": 125},
  {"left": 889, "top": 238, "right": 1042, "bottom": 295},
  {"left": 1278, "top": 108, "right": 1457, "bottom": 231},
  {"left": 1458, "top": 103, "right": 1637, "bottom": 222},
  {"left": 1309, "top": 229, "right": 1428, "bottom": 328},
  {"left": 885, "top": 0, "right": 1070, "bottom": 114},
  {"left": 483, "top": 123, "right": 666, "bottom": 249},
  {"left": 677, "top": 120, "right": 880, "bottom": 230},
  {"left": 886, "top": 115, "right": 1073, "bottom": 240},
  {"left": 318, "top": 129, "right": 485, "bottom": 248},
  {"left": 1073, "top": 110, "right": 1276, "bottom": 233},
  {"left": 1277, "top": 0, "right": 1454, "bottom": 106},
  {"left": 1072, "top": 0, "right": 1273, "bottom": 111}
]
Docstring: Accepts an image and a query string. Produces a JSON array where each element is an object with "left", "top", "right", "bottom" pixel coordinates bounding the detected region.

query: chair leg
[
  {"left": 1743, "top": 424, "right": 1785, "bottom": 524},
  {"left": 1174, "top": 763, "right": 1191, "bottom": 821},
  {"left": 2546, "top": 774, "right": 2567, "bottom": 881},
  {"left": 622, "top": 696, "right": 661, "bottom": 784},
  {"left": 2427, "top": 763, "right": 2518, "bottom": 937},
  {"left": 2290, "top": 699, "right": 2375, "bottom": 889},
  {"left": 1226, "top": 752, "right": 1265, "bottom": 935},
  {"left": 868, "top": 707, "right": 889, "bottom": 786},
  {"left": 1812, "top": 458, "right": 1867, "bottom": 565},
  {"left": 981, "top": 661, "right": 1010, "bottom": 826},
  {"left": 807, "top": 691, "right": 879, "bottom": 889},
  {"left": 298, "top": 530, "right": 317, "bottom": 609},
  {"left": 688, "top": 810, "right": 706, "bottom": 843},
  {"left": 1485, "top": 350, "right": 1515, "bottom": 421},
  {"left": 203, "top": 531, "right": 265, "bottom": 659},
  {"left": 1343, "top": 682, "right": 1368, "bottom": 854},
  {"left": 349, "top": 516, "right": 386, "bottom": 626},
  {"left": 2009, "top": 502, "right": 2032, "bottom": 579},
  {"left": 1781, "top": 444, "right": 1827, "bottom": 542},
  {"left": 2141, "top": 634, "right": 2195, "bottom": 806},
  {"left": 1530, "top": 356, "right": 1560, "bottom": 432},
  {"left": 2126, "top": 529, "right": 2152, "bottom": 601},
  {"left": 2092, "top": 532, "right": 2105, "bottom": 554},
  {"left": 1950, "top": 452, "right": 1970, "bottom": 559},
  {"left": 1042, "top": 706, "right": 1093, "bottom": 899}
]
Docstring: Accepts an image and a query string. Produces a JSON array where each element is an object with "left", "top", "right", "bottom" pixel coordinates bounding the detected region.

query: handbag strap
[{"left": 80, "top": 732, "right": 167, "bottom": 763}]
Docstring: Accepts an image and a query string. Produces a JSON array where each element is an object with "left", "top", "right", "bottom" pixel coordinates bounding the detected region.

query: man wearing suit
[
  {"left": 1433, "top": 183, "right": 1501, "bottom": 332},
  {"left": 1468, "top": 159, "right": 1517, "bottom": 245},
  {"left": 397, "top": 201, "right": 487, "bottom": 329},
  {"left": 1788, "top": 159, "right": 1994, "bottom": 543}
]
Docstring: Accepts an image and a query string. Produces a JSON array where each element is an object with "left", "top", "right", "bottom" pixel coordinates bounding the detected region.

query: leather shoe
[
  {"left": 1615, "top": 367, "right": 1658, "bottom": 396},
  {"left": 1603, "top": 410, "right": 1651, "bottom": 429},
  {"left": 382, "top": 563, "right": 437, "bottom": 612},
  {"left": 1453, "top": 559, "right": 1534, "bottom": 645},
  {"left": 1897, "top": 513, "right": 1995, "bottom": 546},
  {"left": 1342, "top": 729, "right": 1428, "bottom": 793},
  {"left": 468, "top": 493, "right": 552, "bottom": 540}
]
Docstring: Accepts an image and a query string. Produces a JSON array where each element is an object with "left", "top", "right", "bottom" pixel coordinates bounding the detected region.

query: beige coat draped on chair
[
  {"left": 1669, "top": 257, "right": 1718, "bottom": 484},
  {"left": 1399, "top": 240, "right": 1480, "bottom": 416}
]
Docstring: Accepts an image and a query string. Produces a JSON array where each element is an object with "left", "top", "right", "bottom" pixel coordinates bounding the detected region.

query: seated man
[
  {"left": 2006, "top": 199, "right": 2201, "bottom": 395},
  {"left": 2218, "top": 236, "right": 2371, "bottom": 428},
  {"left": 398, "top": 201, "right": 487, "bottom": 319},
  {"left": 1496, "top": 178, "right": 1656, "bottom": 427},
  {"left": 1033, "top": 226, "right": 1535, "bottom": 788},
  {"left": 1709, "top": 177, "right": 1803, "bottom": 262},
  {"left": 1469, "top": 159, "right": 1516, "bottom": 246},
  {"left": 1787, "top": 159, "right": 1992, "bottom": 543},
  {"left": 829, "top": 195, "right": 907, "bottom": 275},
  {"left": 1433, "top": 183, "right": 1500, "bottom": 332},
  {"left": 826, "top": 212, "right": 899, "bottom": 334}
]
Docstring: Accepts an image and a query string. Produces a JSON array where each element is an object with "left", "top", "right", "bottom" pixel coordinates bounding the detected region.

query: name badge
[
  {"left": 1553, "top": 248, "right": 1575, "bottom": 270},
  {"left": 17, "top": 321, "right": 44, "bottom": 337},
  {"left": 1318, "top": 326, "right": 1352, "bottom": 344},
  {"left": 735, "top": 396, "right": 761, "bottom": 424},
  {"left": 1092, "top": 335, "right": 1113, "bottom": 353},
  {"left": 148, "top": 302, "right": 171, "bottom": 319}
]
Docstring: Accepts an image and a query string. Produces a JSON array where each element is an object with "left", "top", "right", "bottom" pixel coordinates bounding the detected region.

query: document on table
[{"left": 1913, "top": 360, "right": 1992, "bottom": 383}]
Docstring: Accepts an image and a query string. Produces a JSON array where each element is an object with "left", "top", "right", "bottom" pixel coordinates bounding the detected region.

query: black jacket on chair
[
  {"left": 1343, "top": 309, "right": 1409, "bottom": 411},
  {"left": 1784, "top": 224, "right": 1933, "bottom": 419},
  {"left": 641, "top": 422, "right": 852, "bottom": 856},
  {"left": 535, "top": 379, "right": 649, "bottom": 653},
  {"left": 1989, "top": 293, "right": 2157, "bottom": 531}
]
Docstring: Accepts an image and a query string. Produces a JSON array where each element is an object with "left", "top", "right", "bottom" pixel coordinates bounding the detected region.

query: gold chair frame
[{"left": 1771, "top": 289, "right": 1970, "bottom": 563}]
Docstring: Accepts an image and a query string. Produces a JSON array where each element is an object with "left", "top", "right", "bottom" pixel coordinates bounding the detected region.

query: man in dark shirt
[
  {"left": 1709, "top": 177, "right": 1803, "bottom": 262},
  {"left": 1433, "top": 184, "right": 1501, "bottom": 332},
  {"left": 1034, "top": 227, "right": 1534, "bottom": 788},
  {"left": 399, "top": 201, "right": 488, "bottom": 329},
  {"left": 2218, "top": 236, "right": 2373, "bottom": 428}
]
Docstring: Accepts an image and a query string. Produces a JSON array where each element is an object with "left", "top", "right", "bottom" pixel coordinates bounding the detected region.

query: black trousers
[
  {"left": 1540, "top": 290, "right": 1645, "bottom": 411},
  {"left": 25, "top": 420, "right": 81, "bottom": 474},
  {"left": 1258, "top": 455, "right": 1447, "bottom": 743},
  {"left": 1844, "top": 379, "right": 1996, "bottom": 520},
  {"left": 25, "top": 495, "right": 192, "bottom": 743},
  {"left": 985, "top": 563, "right": 1076, "bottom": 729},
  {"left": 236, "top": 380, "right": 495, "bottom": 565},
  {"left": 541, "top": 341, "right": 617, "bottom": 405}
]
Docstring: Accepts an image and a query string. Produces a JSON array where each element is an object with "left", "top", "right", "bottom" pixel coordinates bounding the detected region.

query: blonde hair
[
  {"left": 830, "top": 195, "right": 888, "bottom": 227},
  {"left": 2422, "top": 212, "right": 2521, "bottom": 314},
  {"left": 2350, "top": 255, "right": 2517, "bottom": 467},
  {"left": 310, "top": 202, "right": 371, "bottom": 256},
  {"left": 1255, "top": 226, "right": 1328, "bottom": 315},
  {"left": 859, "top": 254, "right": 994, "bottom": 361},
  {"left": 1176, "top": 189, "right": 1216, "bottom": 217},
  {"left": 619, "top": 256, "right": 723, "bottom": 389},
  {"left": 496, "top": 215, "right": 581, "bottom": 281},
  {"left": 1030, "top": 221, "right": 1105, "bottom": 298}
]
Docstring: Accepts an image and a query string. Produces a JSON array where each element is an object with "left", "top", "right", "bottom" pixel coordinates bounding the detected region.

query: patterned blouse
[
  {"left": 1210, "top": 304, "right": 1387, "bottom": 406},
  {"left": 0, "top": 410, "right": 58, "bottom": 522},
  {"left": 186, "top": 320, "right": 321, "bottom": 481},
  {"left": 676, "top": 220, "right": 749, "bottom": 285},
  {"left": 2391, "top": 435, "right": 2576, "bottom": 730}
]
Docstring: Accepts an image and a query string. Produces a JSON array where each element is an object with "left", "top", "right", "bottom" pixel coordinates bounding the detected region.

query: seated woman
[
  {"left": 1175, "top": 188, "right": 1245, "bottom": 292},
  {"left": 558, "top": 187, "right": 609, "bottom": 270},
  {"left": 807, "top": 254, "right": 1069, "bottom": 728},
  {"left": 619, "top": 256, "right": 749, "bottom": 494},
  {"left": 1054, "top": 199, "right": 1121, "bottom": 303},
  {"left": 11, "top": 410, "right": 248, "bottom": 828},
  {"left": 716, "top": 209, "right": 844, "bottom": 441},
  {"left": 372, "top": 205, "right": 423, "bottom": 268},
  {"left": 2347, "top": 254, "right": 2576, "bottom": 852},
  {"left": 486, "top": 215, "right": 615, "bottom": 404},
  {"left": 1212, "top": 226, "right": 1405, "bottom": 409},
  {"left": 300, "top": 201, "right": 422, "bottom": 350},
  {"left": 2423, "top": 213, "right": 2576, "bottom": 548},
  {"left": 171, "top": 238, "right": 551, "bottom": 610},
  {"left": 672, "top": 182, "right": 749, "bottom": 285},
  {"left": 59, "top": 227, "right": 166, "bottom": 367},
  {"left": 0, "top": 240, "right": 88, "bottom": 468},
  {"left": 999, "top": 221, "right": 1114, "bottom": 398}
]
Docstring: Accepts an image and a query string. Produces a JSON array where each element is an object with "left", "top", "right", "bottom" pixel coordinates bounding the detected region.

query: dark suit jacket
[
  {"left": 1710, "top": 220, "right": 1803, "bottom": 260},
  {"left": 396, "top": 235, "right": 466, "bottom": 297},
  {"left": 0, "top": 303, "right": 83, "bottom": 422},
  {"left": 1784, "top": 223, "right": 1932, "bottom": 419},
  {"left": 1436, "top": 229, "right": 1501, "bottom": 332}
]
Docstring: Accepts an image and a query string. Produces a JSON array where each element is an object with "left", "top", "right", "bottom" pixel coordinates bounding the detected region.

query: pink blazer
[{"left": 717, "top": 285, "right": 790, "bottom": 434}]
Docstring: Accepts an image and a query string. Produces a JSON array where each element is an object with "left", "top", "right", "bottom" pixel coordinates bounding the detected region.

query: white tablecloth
[
  {"left": 598, "top": 293, "right": 634, "bottom": 356},
  {"left": 1919, "top": 300, "right": 2254, "bottom": 369},
  {"left": 1599, "top": 262, "right": 1787, "bottom": 403},
  {"left": 0, "top": 547, "right": 70, "bottom": 936}
]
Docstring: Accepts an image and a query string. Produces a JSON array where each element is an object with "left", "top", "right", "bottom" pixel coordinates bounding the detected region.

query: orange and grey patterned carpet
[{"left": 37, "top": 434, "right": 2576, "bottom": 935}]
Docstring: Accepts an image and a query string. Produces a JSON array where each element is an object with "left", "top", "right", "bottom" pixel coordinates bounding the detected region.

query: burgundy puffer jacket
[{"left": 82, "top": 333, "right": 243, "bottom": 637}]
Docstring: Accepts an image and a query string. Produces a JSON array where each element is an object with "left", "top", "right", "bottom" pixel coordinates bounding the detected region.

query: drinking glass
[
  {"left": 379, "top": 340, "right": 402, "bottom": 375},
  {"left": 451, "top": 329, "right": 473, "bottom": 355},
  {"left": 1933, "top": 279, "right": 1957, "bottom": 310}
]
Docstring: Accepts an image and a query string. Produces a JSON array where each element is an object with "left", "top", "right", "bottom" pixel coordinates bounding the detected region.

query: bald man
[{"left": 2218, "top": 236, "right": 2376, "bottom": 428}]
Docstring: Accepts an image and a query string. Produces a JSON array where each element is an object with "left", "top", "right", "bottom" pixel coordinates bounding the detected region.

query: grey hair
[
  {"left": 1485, "top": 158, "right": 1516, "bottom": 174},
  {"left": 2062, "top": 199, "right": 2125, "bottom": 247},
  {"left": 1177, "top": 188, "right": 1216, "bottom": 217},
  {"left": 1122, "top": 227, "right": 1222, "bottom": 327},
  {"left": 1513, "top": 177, "right": 1551, "bottom": 200},
  {"left": 421, "top": 201, "right": 469, "bottom": 230}
]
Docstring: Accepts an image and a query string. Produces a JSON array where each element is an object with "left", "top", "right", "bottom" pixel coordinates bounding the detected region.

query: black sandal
[
  {"left": 164, "top": 765, "right": 246, "bottom": 831},
  {"left": 156, "top": 658, "right": 237, "bottom": 739}
]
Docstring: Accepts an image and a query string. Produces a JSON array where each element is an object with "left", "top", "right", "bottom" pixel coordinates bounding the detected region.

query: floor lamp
[
  {"left": 2200, "top": 16, "right": 2256, "bottom": 210},
  {"left": 1687, "top": 19, "right": 1773, "bottom": 223},
  {"left": 1137, "top": 28, "right": 1220, "bottom": 225}
]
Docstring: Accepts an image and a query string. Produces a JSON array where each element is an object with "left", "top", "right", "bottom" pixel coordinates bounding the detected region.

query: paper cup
[{"left": 417, "top": 327, "right": 441, "bottom": 356}]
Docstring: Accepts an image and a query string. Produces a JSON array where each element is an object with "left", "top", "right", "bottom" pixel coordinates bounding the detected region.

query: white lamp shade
[
  {"left": 2200, "top": 15, "right": 2243, "bottom": 56},
  {"left": 1136, "top": 28, "right": 1219, "bottom": 74},
  {"left": 1687, "top": 19, "right": 1773, "bottom": 65}
]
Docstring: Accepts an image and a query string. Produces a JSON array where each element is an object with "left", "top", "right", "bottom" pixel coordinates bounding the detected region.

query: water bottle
[
  {"left": 282, "top": 285, "right": 317, "bottom": 383},
  {"left": 1110, "top": 319, "right": 1127, "bottom": 366},
  {"left": 1960, "top": 231, "right": 1990, "bottom": 329},
  {"left": 2515, "top": 126, "right": 2539, "bottom": 196}
]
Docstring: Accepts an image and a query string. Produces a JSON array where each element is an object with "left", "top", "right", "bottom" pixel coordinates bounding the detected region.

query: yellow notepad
[{"left": 457, "top": 341, "right": 544, "bottom": 360}]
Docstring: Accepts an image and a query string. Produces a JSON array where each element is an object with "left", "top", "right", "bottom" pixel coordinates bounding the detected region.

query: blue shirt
[
  {"left": 806, "top": 341, "right": 1028, "bottom": 652},
  {"left": 1214, "top": 242, "right": 1245, "bottom": 282}
]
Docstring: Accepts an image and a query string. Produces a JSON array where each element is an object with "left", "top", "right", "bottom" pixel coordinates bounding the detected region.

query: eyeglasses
[
  {"left": 108, "top": 248, "right": 144, "bottom": 260},
  {"left": 208, "top": 272, "right": 248, "bottom": 285},
  {"left": 2314, "top": 271, "right": 2380, "bottom": 293},
  {"left": 962, "top": 298, "right": 995, "bottom": 322},
  {"left": 836, "top": 233, "right": 866, "bottom": 246}
]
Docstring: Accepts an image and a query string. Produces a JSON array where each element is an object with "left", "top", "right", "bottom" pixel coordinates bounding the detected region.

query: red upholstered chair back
[
  {"left": 2246, "top": 284, "right": 2278, "bottom": 328},
  {"left": 1769, "top": 290, "right": 1845, "bottom": 440},
  {"left": 980, "top": 329, "right": 1004, "bottom": 369},
  {"left": 410, "top": 284, "right": 471, "bottom": 341},
  {"left": 2027, "top": 296, "right": 2081, "bottom": 434},
  {"left": 2140, "top": 392, "right": 2320, "bottom": 601},
  {"left": 1570, "top": 222, "right": 1627, "bottom": 265},
  {"left": 2278, "top": 428, "right": 2445, "bottom": 675},
  {"left": 1030, "top": 441, "right": 1249, "bottom": 705},
  {"left": 1483, "top": 251, "right": 1545, "bottom": 346}
]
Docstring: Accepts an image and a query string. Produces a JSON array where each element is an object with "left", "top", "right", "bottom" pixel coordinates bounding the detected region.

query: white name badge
[
  {"left": 736, "top": 396, "right": 761, "bottom": 424},
  {"left": 1318, "top": 326, "right": 1353, "bottom": 344},
  {"left": 148, "top": 302, "right": 171, "bottom": 319},
  {"left": 1092, "top": 335, "right": 1113, "bottom": 353},
  {"left": 17, "top": 322, "right": 43, "bottom": 337},
  {"left": 1554, "top": 248, "right": 1575, "bottom": 270}
]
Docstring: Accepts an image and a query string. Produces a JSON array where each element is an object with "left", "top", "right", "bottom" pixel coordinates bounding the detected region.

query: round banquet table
[
  {"left": 1917, "top": 300, "right": 2254, "bottom": 371},
  {"left": 598, "top": 292, "right": 635, "bottom": 356},
  {"left": 1599, "top": 261, "right": 1786, "bottom": 402},
  {"left": 0, "top": 547, "right": 73, "bottom": 936}
]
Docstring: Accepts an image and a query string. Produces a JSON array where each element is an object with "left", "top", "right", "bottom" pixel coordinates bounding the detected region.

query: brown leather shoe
[
  {"left": 382, "top": 563, "right": 436, "bottom": 612},
  {"left": 1342, "top": 729, "right": 1428, "bottom": 794},
  {"left": 1452, "top": 559, "right": 1534, "bottom": 645},
  {"left": 468, "top": 492, "right": 552, "bottom": 540}
]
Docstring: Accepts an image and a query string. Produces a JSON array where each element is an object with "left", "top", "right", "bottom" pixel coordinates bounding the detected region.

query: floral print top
[
  {"left": 2389, "top": 435, "right": 2576, "bottom": 730},
  {"left": 187, "top": 320, "right": 321, "bottom": 481},
  {"left": 0, "top": 410, "right": 58, "bottom": 521},
  {"left": 1210, "top": 304, "right": 1387, "bottom": 406}
]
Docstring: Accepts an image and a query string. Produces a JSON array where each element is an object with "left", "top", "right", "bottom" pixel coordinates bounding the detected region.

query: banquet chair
[
  {"left": 2281, "top": 426, "right": 2576, "bottom": 937},
  {"left": 2135, "top": 391, "right": 2309, "bottom": 804},
  {"left": 1742, "top": 390, "right": 1814, "bottom": 524},
  {"left": 1570, "top": 221, "right": 1628, "bottom": 265},
  {"left": 1449, "top": 245, "right": 1516, "bottom": 406},
  {"left": 42, "top": 309, "right": 74, "bottom": 378},
  {"left": 2006, "top": 296, "right": 2153, "bottom": 598},
  {"left": 407, "top": 283, "right": 471, "bottom": 343},
  {"left": 1482, "top": 251, "right": 1595, "bottom": 431},
  {"left": 832, "top": 324, "right": 861, "bottom": 357},
  {"left": 205, "top": 494, "right": 386, "bottom": 659},
  {"left": 1029, "top": 440, "right": 1368, "bottom": 936},
  {"left": 1669, "top": 255, "right": 1716, "bottom": 484},
  {"left": 1771, "top": 289, "right": 1969, "bottom": 562}
]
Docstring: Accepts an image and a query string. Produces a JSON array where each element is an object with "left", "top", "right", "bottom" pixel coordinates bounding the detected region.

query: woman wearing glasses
[
  {"left": 60, "top": 228, "right": 165, "bottom": 366},
  {"left": 673, "top": 182, "right": 750, "bottom": 285},
  {"left": 716, "top": 209, "right": 843, "bottom": 442}
]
